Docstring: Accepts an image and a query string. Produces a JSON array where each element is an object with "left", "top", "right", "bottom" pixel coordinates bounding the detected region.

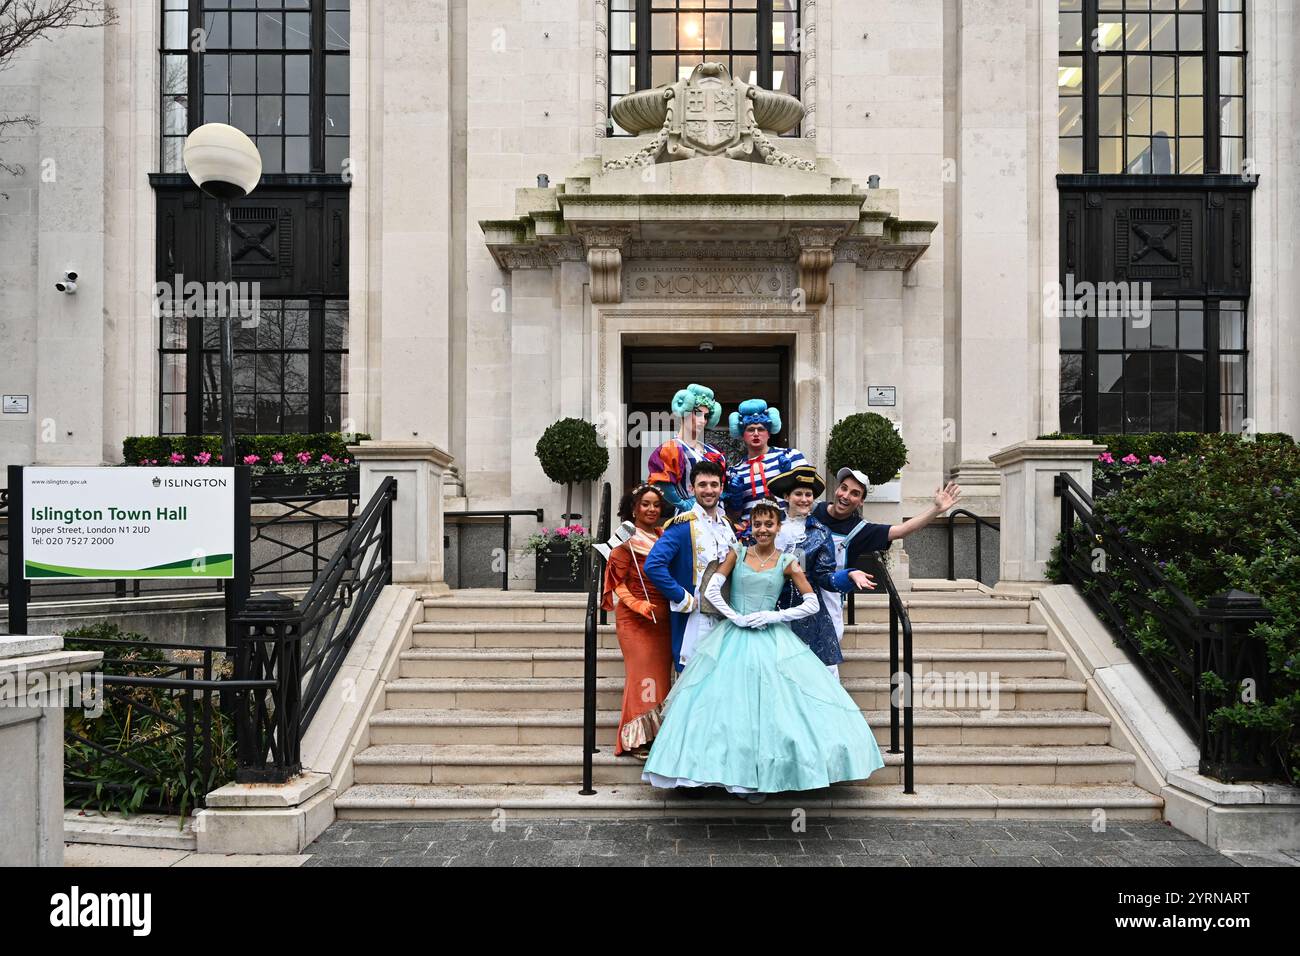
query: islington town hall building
[{"left": 2, "top": 0, "right": 1297, "bottom": 586}]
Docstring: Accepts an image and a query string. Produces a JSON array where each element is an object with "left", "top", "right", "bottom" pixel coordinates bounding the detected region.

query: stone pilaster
[
  {"left": 349, "top": 440, "right": 455, "bottom": 594},
  {"left": 988, "top": 439, "right": 1105, "bottom": 596}
]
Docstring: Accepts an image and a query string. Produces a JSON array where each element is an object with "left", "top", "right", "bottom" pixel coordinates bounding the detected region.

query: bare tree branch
[{"left": 0, "top": 2, "right": 118, "bottom": 183}]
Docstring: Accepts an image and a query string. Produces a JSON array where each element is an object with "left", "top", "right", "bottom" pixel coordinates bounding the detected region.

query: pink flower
[
  {"left": 169, "top": 452, "right": 185, "bottom": 464},
  {"left": 217, "top": 454, "right": 223, "bottom": 463},
  {"left": 194, "top": 451, "right": 212, "bottom": 465},
  {"left": 1098, "top": 452, "right": 1115, "bottom": 464},
  {"left": 556, "top": 526, "right": 572, "bottom": 537},
  {"left": 271, "top": 452, "right": 284, "bottom": 465},
  {"left": 243, "top": 454, "right": 260, "bottom": 465},
  {"left": 343, "top": 458, "right": 350, "bottom": 465},
  {"left": 149, "top": 459, "right": 159, "bottom": 465},
  {"left": 297, "top": 451, "right": 312, "bottom": 464},
  {"left": 1121, "top": 454, "right": 1139, "bottom": 465},
  {"left": 320, "top": 454, "right": 334, "bottom": 464},
  {"left": 139, "top": 458, "right": 149, "bottom": 465},
  {"left": 1148, "top": 455, "right": 1166, "bottom": 464}
]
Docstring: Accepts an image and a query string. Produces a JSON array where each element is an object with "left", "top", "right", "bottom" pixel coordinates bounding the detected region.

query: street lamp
[{"left": 182, "top": 123, "right": 261, "bottom": 469}]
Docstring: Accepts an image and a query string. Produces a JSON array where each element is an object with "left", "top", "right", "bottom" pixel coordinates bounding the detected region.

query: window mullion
[
  {"left": 635, "top": 0, "right": 651, "bottom": 92},
  {"left": 758, "top": 1, "right": 773, "bottom": 89},
  {"left": 1083, "top": 1, "right": 1099, "bottom": 173},
  {"left": 1204, "top": 0, "right": 1221, "bottom": 174}
]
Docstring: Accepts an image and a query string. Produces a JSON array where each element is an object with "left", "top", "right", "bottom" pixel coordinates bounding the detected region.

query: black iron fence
[
  {"left": 231, "top": 476, "right": 396, "bottom": 783},
  {"left": 1054, "top": 472, "right": 1280, "bottom": 781},
  {"left": 62, "top": 637, "right": 273, "bottom": 816}
]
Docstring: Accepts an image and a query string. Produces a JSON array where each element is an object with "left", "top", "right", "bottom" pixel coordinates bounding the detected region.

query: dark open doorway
[{"left": 622, "top": 344, "right": 791, "bottom": 494}]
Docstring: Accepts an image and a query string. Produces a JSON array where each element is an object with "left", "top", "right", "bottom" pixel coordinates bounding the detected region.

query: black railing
[
  {"left": 580, "top": 482, "right": 612, "bottom": 796},
  {"left": 1055, "top": 472, "right": 1279, "bottom": 781},
  {"left": 444, "top": 508, "right": 545, "bottom": 590},
  {"left": 232, "top": 476, "right": 396, "bottom": 783},
  {"left": 62, "top": 638, "right": 273, "bottom": 816},
  {"left": 945, "top": 509, "right": 999, "bottom": 586},
  {"left": 847, "top": 553, "right": 915, "bottom": 794}
]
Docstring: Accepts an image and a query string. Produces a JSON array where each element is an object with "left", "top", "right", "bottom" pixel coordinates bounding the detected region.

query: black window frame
[
  {"left": 608, "top": 0, "right": 801, "bottom": 136},
  {"left": 160, "top": 0, "right": 350, "bottom": 176},
  {"left": 1058, "top": 0, "right": 1248, "bottom": 176}
]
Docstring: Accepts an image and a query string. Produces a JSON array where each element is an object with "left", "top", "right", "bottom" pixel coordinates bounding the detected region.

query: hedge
[{"left": 123, "top": 432, "right": 370, "bottom": 465}]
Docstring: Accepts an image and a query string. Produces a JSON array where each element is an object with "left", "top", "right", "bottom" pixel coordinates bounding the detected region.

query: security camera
[{"left": 55, "top": 271, "right": 78, "bottom": 294}]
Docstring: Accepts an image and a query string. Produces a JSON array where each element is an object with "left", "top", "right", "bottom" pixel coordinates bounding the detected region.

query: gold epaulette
[{"left": 664, "top": 511, "right": 697, "bottom": 528}]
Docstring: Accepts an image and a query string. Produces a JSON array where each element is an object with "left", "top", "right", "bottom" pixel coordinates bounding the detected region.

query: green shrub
[
  {"left": 123, "top": 432, "right": 370, "bottom": 465},
  {"left": 825, "top": 412, "right": 908, "bottom": 485},
  {"left": 63, "top": 622, "right": 236, "bottom": 819},
  {"left": 1055, "top": 437, "right": 1300, "bottom": 782},
  {"left": 535, "top": 418, "right": 609, "bottom": 525}
]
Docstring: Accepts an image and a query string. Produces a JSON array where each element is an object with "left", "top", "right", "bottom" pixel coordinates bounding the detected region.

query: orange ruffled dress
[{"left": 601, "top": 527, "right": 673, "bottom": 754}]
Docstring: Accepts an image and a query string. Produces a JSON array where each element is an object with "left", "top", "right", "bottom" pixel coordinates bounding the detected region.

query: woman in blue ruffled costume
[{"left": 642, "top": 500, "right": 885, "bottom": 802}]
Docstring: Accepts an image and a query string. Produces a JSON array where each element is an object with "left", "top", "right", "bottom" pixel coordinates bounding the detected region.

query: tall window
[
  {"left": 608, "top": 0, "right": 799, "bottom": 135},
  {"left": 1057, "top": 0, "right": 1246, "bottom": 175},
  {"left": 160, "top": 0, "right": 350, "bottom": 175},
  {"left": 159, "top": 298, "right": 349, "bottom": 436},
  {"left": 1059, "top": 298, "right": 1248, "bottom": 434}
]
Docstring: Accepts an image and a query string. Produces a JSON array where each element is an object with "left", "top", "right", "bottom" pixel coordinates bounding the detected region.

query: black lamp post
[{"left": 182, "top": 123, "right": 262, "bottom": 467}]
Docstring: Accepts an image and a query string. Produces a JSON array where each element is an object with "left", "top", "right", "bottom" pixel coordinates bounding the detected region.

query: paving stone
[
  {"left": 839, "top": 853, "right": 909, "bottom": 867},
  {"left": 578, "top": 854, "right": 647, "bottom": 867},
  {"left": 710, "top": 853, "right": 780, "bottom": 867},
  {"left": 986, "top": 840, "right": 1062, "bottom": 858}
]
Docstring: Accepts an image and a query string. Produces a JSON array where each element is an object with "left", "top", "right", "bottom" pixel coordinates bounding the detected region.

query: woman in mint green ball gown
[{"left": 642, "top": 500, "right": 885, "bottom": 800}]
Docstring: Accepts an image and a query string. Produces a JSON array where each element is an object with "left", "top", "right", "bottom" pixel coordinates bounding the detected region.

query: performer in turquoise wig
[
  {"left": 646, "top": 383, "right": 727, "bottom": 516},
  {"left": 724, "top": 398, "right": 809, "bottom": 537}
]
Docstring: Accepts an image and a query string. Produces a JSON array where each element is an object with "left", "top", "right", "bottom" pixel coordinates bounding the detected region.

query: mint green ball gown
[{"left": 642, "top": 548, "right": 885, "bottom": 794}]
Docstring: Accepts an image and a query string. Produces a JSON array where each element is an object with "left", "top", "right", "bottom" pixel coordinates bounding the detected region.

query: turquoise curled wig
[
  {"left": 671, "top": 383, "right": 722, "bottom": 428},
  {"left": 729, "top": 398, "right": 781, "bottom": 439}
]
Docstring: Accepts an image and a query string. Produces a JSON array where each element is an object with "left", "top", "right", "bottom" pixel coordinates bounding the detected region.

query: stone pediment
[{"left": 479, "top": 63, "right": 935, "bottom": 305}]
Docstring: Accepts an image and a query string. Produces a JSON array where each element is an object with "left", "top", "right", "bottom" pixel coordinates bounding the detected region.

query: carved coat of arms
[{"left": 669, "top": 63, "right": 751, "bottom": 159}]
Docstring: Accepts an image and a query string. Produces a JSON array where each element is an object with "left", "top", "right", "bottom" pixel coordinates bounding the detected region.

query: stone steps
[
  {"left": 382, "top": 675, "right": 1086, "bottom": 712},
  {"left": 366, "top": 707, "right": 1115, "bottom": 748},
  {"left": 333, "top": 781, "right": 1165, "bottom": 821},
  {"left": 351, "top": 743, "right": 1138, "bottom": 787},
  {"left": 398, "top": 646, "right": 1067, "bottom": 679},
  {"left": 420, "top": 596, "right": 1032, "bottom": 626},
  {"left": 334, "top": 583, "right": 1163, "bottom": 822},
  {"left": 410, "top": 621, "right": 1051, "bottom": 650}
]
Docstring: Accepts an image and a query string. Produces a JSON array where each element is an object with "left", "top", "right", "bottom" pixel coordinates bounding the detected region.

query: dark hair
[
  {"left": 749, "top": 500, "right": 783, "bottom": 525},
  {"left": 618, "top": 484, "right": 665, "bottom": 524},
  {"left": 689, "top": 459, "right": 725, "bottom": 486}
]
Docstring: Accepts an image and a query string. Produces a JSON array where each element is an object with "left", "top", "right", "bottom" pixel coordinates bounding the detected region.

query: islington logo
[
  {"left": 156, "top": 477, "right": 229, "bottom": 488},
  {"left": 49, "top": 887, "right": 151, "bottom": 936}
]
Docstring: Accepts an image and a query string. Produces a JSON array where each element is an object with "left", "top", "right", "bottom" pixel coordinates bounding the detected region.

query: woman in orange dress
[{"left": 601, "top": 484, "right": 673, "bottom": 759}]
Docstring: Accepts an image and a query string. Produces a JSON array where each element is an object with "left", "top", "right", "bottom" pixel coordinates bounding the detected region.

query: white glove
[
  {"left": 703, "top": 572, "right": 749, "bottom": 627},
  {"left": 748, "top": 591, "right": 819, "bottom": 628}
]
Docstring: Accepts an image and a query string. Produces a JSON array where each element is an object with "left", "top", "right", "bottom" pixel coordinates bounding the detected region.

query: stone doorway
[{"left": 621, "top": 343, "right": 791, "bottom": 493}]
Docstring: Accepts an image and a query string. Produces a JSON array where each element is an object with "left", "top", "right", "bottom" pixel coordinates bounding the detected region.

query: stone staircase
[{"left": 334, "top": 580, "right": 1164, "bottom": 820}]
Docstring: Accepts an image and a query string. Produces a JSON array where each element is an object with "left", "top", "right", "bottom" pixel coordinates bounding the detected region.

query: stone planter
[{"left": 534, "top": 539, "right": 589, "bottom": 593}]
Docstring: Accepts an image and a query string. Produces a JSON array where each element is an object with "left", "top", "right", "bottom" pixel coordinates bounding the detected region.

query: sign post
[{"left": 7, "top": 464, "right": 27, "bottom": 634}]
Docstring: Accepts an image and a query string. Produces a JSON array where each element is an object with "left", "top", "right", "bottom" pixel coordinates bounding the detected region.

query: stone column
[
  {"left": 989, "top": 439, "right": 1105, "bottom": 596},
  {"left": 951, "top": 0, "right": 1056, "bottom": 514},
  {"left": 349, "top": 440, "right": 455, "bottom": 594},
  {"left": 0, "top": 635, "right": 102, "bottom": 867}
]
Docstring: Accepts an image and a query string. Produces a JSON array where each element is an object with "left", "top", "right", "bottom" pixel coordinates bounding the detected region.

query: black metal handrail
[
  {"left": 945, "top": 508, "right": 999, "bottom": 585},
  {"left": 231, "top": 476, "right": 396, "bottom": 783},
  {"left": 846, "top": 554, "right": 915, "bottom": 794},
  {"left": 580, "top": 483, "right": 612, "bottom": 796},
  {"left": 1054, "top": 471, "right": 1279, "bottom": 780},
  {"left": 444, "top": 508, "right": 545, "bottom": 590},
  {"left": 1055, "top": 472, "right": 1202, "bottom": 734}
]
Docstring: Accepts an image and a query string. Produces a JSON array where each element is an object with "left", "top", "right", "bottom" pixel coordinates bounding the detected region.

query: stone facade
[{"left": 1, "top": 1, "right": 1298, "bottom": 586}]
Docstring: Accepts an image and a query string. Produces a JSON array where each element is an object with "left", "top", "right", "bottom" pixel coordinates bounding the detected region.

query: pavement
[{"left": 63, "top": 818, "right": 1300, "bottom": 867}]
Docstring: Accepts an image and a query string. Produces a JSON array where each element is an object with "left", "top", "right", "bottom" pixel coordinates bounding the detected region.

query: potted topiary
[
  {"left": 825, "top": 412, "right": 908, "bottom": 506},
  {"left": 532, "top": 418, "right": 609, "bottom": 591}
]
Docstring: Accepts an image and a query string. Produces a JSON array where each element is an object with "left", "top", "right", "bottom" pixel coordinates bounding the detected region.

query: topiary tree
[
  {"left": 535, "top": 418, "right": 609, "bottom": 527},
  {"left": 825, "top": 412, "right": 908, "bottom": 486}
]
